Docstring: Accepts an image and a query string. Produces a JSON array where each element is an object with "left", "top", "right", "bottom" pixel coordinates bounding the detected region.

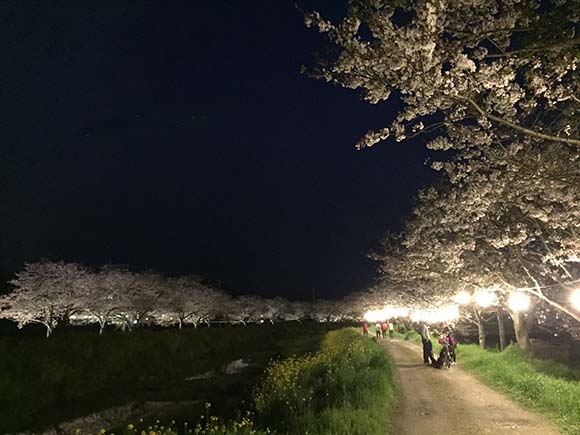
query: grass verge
[
  {"left": 253, "top": 328, "right": 398, "bottom": 435},
  {"left": 397, "top": 330, "right": 580, "bottom": 434}
]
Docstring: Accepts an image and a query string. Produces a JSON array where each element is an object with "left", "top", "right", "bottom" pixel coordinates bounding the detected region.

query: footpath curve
[{"left": 380, "top": 339, "right": 560, "bottom": 435}]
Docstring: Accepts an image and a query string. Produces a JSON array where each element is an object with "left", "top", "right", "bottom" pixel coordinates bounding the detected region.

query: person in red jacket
[
  {"left": 362, "top": 322, "right": 369, "bottom": 337},
  {"left": 438, "top": 330, "right": 457, "bottom": 364},
  {"left": 381, "top": 322, "right": 388, "bottom": 338}
]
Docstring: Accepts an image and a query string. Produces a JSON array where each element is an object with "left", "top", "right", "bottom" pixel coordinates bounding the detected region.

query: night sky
[{"left": 1, "top": 1, "right": 435, "bottom": 300}]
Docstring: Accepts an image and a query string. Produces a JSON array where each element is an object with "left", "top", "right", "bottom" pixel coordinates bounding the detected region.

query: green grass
[
  {"left": 0, "top": 322, "right": 338, "bottom": 433},
  {"left": 397, "top": 330, "right": 580, "bottom": 434},
  {"left": 458, "top": 345, "right": 580, "bottom": 435},
  {"left": 397, "top": 330, "right": 429, "bottom": 345},
  {"left": 253, "top": 328, "right": 398, "bottom": 435}
]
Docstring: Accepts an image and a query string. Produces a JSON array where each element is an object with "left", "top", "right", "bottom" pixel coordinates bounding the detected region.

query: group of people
[
  {"left": 362, "top": 321, "right": 394, "bottom": 339},
  {"left": 420, "top": 323, "right": 457, "bottom": 369},
  {"left": 362, "top": 320, "right": 458, "bottom": 369}
]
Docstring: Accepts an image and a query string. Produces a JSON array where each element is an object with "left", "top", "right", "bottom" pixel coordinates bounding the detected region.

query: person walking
[
  {"left": 381, "top": 322, "right": 388, "bottom": 338},
  {"left": 419, "top": 323, "right": 434, "bottom": 364},
  {"left": 362, "top": 322, "right": 369, "bottom": 337},
  {"left": 375, "top": 322, "right": 381, "bottom": 339},
  {"left": 388, "top": 321, "right": 394, "bottom": 338}
]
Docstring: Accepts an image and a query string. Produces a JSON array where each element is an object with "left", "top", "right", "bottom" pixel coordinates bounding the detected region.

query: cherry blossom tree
[
  {"left": 0, "top": 261, "right": 90, "bottom": 337},
  {"left": 262, "top": 297, "right": 291, "bottom": 324},
  {"left": 111, "top": 271, "right": 164, "bottom": 331},
  {"left": 310, "top": 299, "right": 346, "bottom": 322},
  {"left": 224, "top": 295, "right": 266, "bottom": 325},
  {"left": 376, "top": 168, "right": 580, "bottom": 350},
  {"left": 84, "top": 266, "right": 137, "bottom": 334},
  {"left": 305, "top": 0, "right": 580, "bottom": 150},
  {"left": 155, "top": 276, "right": 228, "bottom": 328},
  {"left": 280, "top": 300, "right": 311, "bottom": 322}
]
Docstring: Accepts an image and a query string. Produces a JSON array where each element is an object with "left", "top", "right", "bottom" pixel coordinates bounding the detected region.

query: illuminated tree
[
  {"left": 280, "top": 300, "right": 310, "bottom": 322},
  {"left": 305, "top": 0, "right": 580, "bottom": 150},
  {"left": 377, "top": 168, "right": 580, "bottom": 350},
  {"left": 84, "top": 266, "right": 137, "bottom": 334},
  {"left": 155, "top": 276, "right": 227, "bottom": 328},
  {"left": 262, "top": 297, "right": 294, "bottom": 324},
  {"left": 0, "top": 261, "right": 90, "bottom": 337},
  {"left": 310, "top": 299, "right": 347, "bottom": 322},
  {"left": 225, "top": 295, "right": 266, "bottom": 325},
  {"left": 111, "top": 271, "right": 164, "bottom": 331}
]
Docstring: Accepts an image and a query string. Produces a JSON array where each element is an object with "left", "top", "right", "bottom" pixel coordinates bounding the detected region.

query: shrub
[
  {"left": 253, "top": 328, "right": 398, "bottom": 435},
  {"left": 69, "top": 416, "right": 271, "bottom": 435}
]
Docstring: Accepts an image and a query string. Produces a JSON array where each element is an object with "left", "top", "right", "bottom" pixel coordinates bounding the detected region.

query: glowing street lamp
[
  {"left": 474, "top": 289, "right": 497, "bottom": 308},
  {"left": 410, "top": 305, "right": 459, "bottom": 324},
  {"left": 364, "top": 306, "right": 410, "bottom": 322},
  {"left": 508, "top": 291, "right": 531, "bottom": 312},
  {"left": 363, "top": 310, "right": 382, "bottom": 323},
  {"left": 571, "top": 289, "right": 580, "bottom": 311},
  {"left": 454, "top": 290, "right": 471, "bottom": 305},
  {"left": 384, "top": 306, "right": 409, "bottom": 318}
]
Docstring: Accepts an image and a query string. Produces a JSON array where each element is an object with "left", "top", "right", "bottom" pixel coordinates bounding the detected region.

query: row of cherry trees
[
  {"left": 0, "top": 262, "right": 359, "bottom": 337},
  {"left": 305, "top": 0, "right": 580, "bottom": 349}
]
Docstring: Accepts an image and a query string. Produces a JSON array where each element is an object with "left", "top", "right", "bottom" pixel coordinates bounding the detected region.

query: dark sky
[{"left": 1, "top": 1, "right": 435, "bottom": 300}]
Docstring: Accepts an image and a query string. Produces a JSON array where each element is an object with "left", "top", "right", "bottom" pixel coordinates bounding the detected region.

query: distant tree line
[{"left": 0, "top": 261, "right": 359, "bottom": 337}]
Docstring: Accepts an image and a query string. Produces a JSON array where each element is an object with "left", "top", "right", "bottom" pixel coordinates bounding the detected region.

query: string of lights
[{"left": 363, "top": 279, "right": 580, "bottom": 324}]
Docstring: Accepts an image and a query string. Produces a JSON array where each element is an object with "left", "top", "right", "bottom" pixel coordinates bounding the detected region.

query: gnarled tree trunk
[
  {"left": 497, "top": 309, "right": 506, "bottom": 352},
  {"left": 99, "top": 320, "right": 106, "bottom": 335},
  {"left": 511, "top": 310, "right": 531, "bottom": 352},
  {"left": 474, "top": 309, "right": 486, "bottom": 350}
]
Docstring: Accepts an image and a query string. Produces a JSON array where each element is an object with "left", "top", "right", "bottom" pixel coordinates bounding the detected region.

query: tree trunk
[
  {"left": 400, "top": 321, "right": 408, "bottom": 334},
  {"left": 178, "top": 318, "right": 183, "bottom": 330},
  {"left": 474, "top": 309, "right": 486, "bottom": 350},
  {"left": 45, "top": 324, "right": 53, "bottom": 338},
  {"left": 511, "top": 310, "right": 532, "bottom": 352},
  {"left": 497, "top": 310, "right": 506, "bottom": 352},
  {"left": 99, "top": 320, "right": 106, "bottom": 335},
  {"left": 122, "top": 319, "right": 132, "bottom": 332}
]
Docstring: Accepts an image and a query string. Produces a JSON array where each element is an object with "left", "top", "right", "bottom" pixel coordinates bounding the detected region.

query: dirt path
[{"left": 380, "top": 339, "right": 560, "bottom": 435}]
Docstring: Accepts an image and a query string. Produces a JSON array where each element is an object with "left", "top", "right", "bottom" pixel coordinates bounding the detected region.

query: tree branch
[
  {"left": 460, "top": 97, "right": 580, "bottom": 147},
  {"left": 519, "top": 266, "right": 580, "bottom": 323},
  {"left": 485, "top": 37, "right": 580, "bottom": 59}
]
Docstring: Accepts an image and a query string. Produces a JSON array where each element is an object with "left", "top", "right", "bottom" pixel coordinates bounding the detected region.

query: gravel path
[{"left": 380, "top": 339, "right": 560, "bottom": 435}]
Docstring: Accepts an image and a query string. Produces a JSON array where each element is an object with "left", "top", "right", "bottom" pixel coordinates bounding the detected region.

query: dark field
[{"left": 0, "top": 322, "right": 341, "bottom": 433}]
